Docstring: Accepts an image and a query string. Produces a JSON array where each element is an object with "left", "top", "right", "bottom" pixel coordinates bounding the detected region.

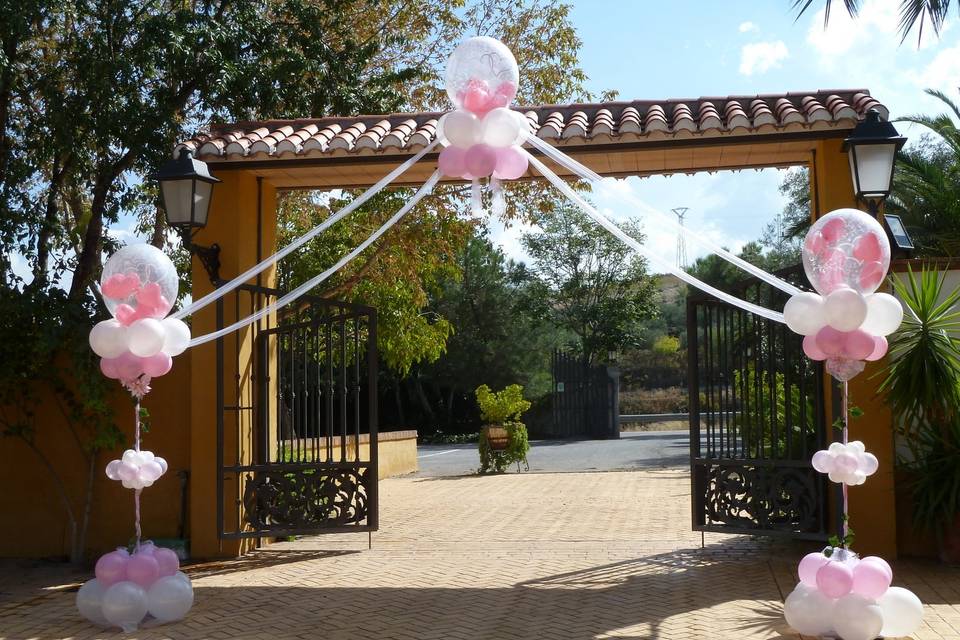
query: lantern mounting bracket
[{"left": 177, "top": 227, "right": 221, "bottom": 286}]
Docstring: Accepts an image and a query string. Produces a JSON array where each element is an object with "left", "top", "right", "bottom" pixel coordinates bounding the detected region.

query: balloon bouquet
[
  {"left": 781, "top": 209, "right": 923, "bottom": 640},
  {"left": 80, "top": 244, "right": 194, "bottom": 631},
  {"left": 437, "top": 36, "right": 530, "bottom": 216}
]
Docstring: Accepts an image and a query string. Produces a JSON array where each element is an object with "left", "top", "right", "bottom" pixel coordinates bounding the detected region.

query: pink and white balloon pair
[
  {"left": 783, "top": 208, "right": 904, "bottom": 381},
  {"left": 785, "top": 548, "right": 923, "bottom": 639},
  {"left": 437, "top": 37, "right": 530, "bottom": 182},
  {"left": 77, "top": 543, "right": 193, "bottom": 631},
  {"left": 89, "top": 244, "right": 191, "bottom": 391}
]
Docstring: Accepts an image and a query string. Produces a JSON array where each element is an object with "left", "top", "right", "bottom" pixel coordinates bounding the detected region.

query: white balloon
[
  {"left": 76, "top": 579, "right": 109, "bottom": 626},
  {"left": 860, "top": 293, "right": 904, "bottom": 336},
  {"left": 824, "top": 287, "right": 868, "bottom": 332},
  {"left": 89, "top": 320, "right": 129, "bottom": 358},
  {"left": 783, "top": 292, "right": 827, "bottom": 336},
  {"left": 147, "top": 575, "right": 195, "bottom": 622},
  {"left": 105, "top": 460, "right": 122, "bottom": 481},
  {"left": 161, "top": 317, "right": 191, "bottom": 356},
  {"left": 442, "top": 110, "right": 479, "bottom": 148},
  {"left": 878, "top": 586, "right": 924, "bottom": 637},
  {"left": 784, "top": 584, "right": 835, "bottom": 636},
  {"left": 128, "top": 318, "right": 166, "bottom": 357},
  {"left": 481, "top": 108, "right": 522, "bottom": 147},
  {"left": 832, "top": 593, "right": 883, "bottom": 640},
  {"left": 173, "top": 571, "right": 194, "bottom": 591},
  {"left": 101, "top": 581, "right": 148, "bottom": 632}
]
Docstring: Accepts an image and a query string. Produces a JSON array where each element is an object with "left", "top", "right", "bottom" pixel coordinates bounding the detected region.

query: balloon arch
[{"left": 79, "top": 37, "right": 920, "bottom": 638}]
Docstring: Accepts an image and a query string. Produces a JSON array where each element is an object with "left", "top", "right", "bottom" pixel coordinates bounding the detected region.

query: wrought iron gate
[
  {"left": 551, "top": 350, "right": 620, "bottom": 439},
  {"left": 687, "top": 267, "right": 830, "bottom": 540},
  {"left": 216, "top": 284, "right": 378, "bottom": 539}
]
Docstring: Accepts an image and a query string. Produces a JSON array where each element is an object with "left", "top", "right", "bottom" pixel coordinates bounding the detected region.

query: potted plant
[
  {"left": 475, "top": 384, "right": 531, "bottom": 473},
  {"left": 880, "top": 267, "right": 960, "bottom": 561}
]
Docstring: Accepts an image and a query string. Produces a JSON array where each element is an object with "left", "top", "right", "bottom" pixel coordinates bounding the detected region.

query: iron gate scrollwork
[
  {"left": 687, "top": 265, "right": 830, "bottom": 540},
  {"left": 216, "top": 284, "right": 378, "bottom": 539}
]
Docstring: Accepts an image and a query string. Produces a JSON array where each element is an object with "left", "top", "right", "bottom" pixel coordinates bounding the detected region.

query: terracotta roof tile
[{"left": 177, "top": 90, "right": 888, "bottom": 162}]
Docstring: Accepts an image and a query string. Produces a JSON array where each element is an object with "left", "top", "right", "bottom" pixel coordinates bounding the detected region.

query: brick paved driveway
[{"left": 2, "top": 468, "right": 960, "bottom": 639}]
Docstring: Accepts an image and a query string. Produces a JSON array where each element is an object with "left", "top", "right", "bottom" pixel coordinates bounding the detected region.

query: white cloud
[
  {"left": 739, "top": 21, "right": 759, "bottom": 33},
  {"left": 739, "top": 41, "right": 789, "bottom": 76},
  {"left": 487, "top": 218, "right": 535, "bottom": 265},
  {"left": 912, "top": 43, "right": 960, "bottom": 90}
]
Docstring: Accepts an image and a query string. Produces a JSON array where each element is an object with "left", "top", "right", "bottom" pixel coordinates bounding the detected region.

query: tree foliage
[{"left": 793, "top": 0, "right": 956, "bottom": 44}]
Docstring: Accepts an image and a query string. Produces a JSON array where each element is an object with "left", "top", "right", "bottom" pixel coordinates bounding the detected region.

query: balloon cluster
[
  {"left": 89, "top": 244, "right": 191, "bottom": 395},
  {"left": 811, "top": 441, "right": 878, "bottom": 486},
  {"left": 785, "top": 548, "right": 923, "bottom": 640},
  {"left": 105, "top": 449, "right": 168, "bottom": 490},
  {"left": 783, "top": 208, "right": 903, "bottom": 381},
  {"left": 77, "top": 543, "right": 194, "bottom": 632},
  {"left": 437, "top": 36, "right": 530, "bottom": 182}
]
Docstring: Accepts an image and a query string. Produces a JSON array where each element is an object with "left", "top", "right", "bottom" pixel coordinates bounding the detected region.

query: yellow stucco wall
[{"left": 813, "top": 138, "right": 897, "bottom": 558}]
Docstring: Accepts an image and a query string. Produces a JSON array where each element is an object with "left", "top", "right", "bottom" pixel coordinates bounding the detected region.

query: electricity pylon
[{"left": 672, "top": 207, "right": 689, "bottom": 268}]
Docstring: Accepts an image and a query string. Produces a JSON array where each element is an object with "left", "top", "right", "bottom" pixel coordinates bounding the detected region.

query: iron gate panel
[
  {"left": 551, "top": 350, "right": 620, "bottom": 439},
  {"left": 216, "top": 284, "right": 378, "bottom": 539},
  {"left": 687, "top": 266, "right": 830, "bottom": 540}
]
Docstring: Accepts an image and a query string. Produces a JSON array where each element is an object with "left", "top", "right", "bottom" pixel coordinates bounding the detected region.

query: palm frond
[
  {"left": 898, "top": 0, "right": 952, "bottom": 44},
  {"left": 792, "top": 0, "right": 861, "bottom": 24}
]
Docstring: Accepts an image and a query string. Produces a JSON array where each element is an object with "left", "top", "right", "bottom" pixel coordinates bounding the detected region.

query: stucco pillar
[
  {"left": 812, "top": 139, "right": 897, "bottom": 557},
  {"left": 189, "top": 170, "right": 277, "bottom": 558}
]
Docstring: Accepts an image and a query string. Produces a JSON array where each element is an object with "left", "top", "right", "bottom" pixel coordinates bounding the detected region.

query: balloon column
[
  {"left": 80, "top": 244, "right": 194, "bottom": 631},
  {"left": 781, "top": 209, "right": 922, "bottom": 640},
  {"left": 437, "top": 36, "right": 530, "bottom": 215},
  {"left": 783, "top": 208, "right": 903, "bottom": 382}
]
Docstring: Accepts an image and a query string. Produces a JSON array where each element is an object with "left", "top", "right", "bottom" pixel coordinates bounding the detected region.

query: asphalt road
[{"left": 415, "top": 430, "right": 689, "bottom": 477}]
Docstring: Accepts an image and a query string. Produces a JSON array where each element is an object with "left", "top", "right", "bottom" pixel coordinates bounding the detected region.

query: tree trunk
[
  {"left": 446, "top": 386, "right": 455, "bottom": 429},
  {"left": 78, "top": 451, "right": 97, "bottom": 564},
  {"left": 393, "top": 380, "right": 406, "bottom": 426},
  {"left": 411, "top": 375, "right": 434, "bottom": 422}
]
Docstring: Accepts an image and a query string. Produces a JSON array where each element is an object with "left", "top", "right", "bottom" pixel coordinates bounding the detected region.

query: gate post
[
  {"left": 189, "top": 170, "right": 278, "bottom": 558},
  {"left": 813, "top": 139, "right": 897, "bottom": 557}
]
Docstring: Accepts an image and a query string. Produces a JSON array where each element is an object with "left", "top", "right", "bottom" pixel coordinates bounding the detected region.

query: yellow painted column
[
  {"left": 189, "top": 170, "right": 277, "bottom": 559},
  {"left": 813, "top": 139, "right": 897, "bottom": 557}
]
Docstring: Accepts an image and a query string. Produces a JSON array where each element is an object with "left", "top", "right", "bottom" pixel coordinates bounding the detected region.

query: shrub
[
  {"left": 475, "top": 384, "right": 531, "bottom": 473},
  {"left": 475, "top": 384, "right": 531, "bottom": 424}
]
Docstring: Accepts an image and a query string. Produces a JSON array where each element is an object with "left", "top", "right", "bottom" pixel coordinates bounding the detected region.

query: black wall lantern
[
  {"left": 153, "top": 149, "right": 222, "bottom": 283},
  {"left": 842, "top": 109, "right": 906, "bottom": 213}
]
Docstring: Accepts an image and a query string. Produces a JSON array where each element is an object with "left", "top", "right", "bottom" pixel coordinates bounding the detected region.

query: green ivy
[{"left": 479, "top": 421, "right": 530, "bottom": 474}]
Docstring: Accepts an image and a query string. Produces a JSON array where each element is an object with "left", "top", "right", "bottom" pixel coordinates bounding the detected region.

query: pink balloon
[
  {"left": 816, "top": 560, "right": 854, "bottom": 598},
  {"left": 816, "top": 326, "right": 846, "bottom": 357},
  {"left": 494, "top": 146, "right": 529, "bottom": 180},
  {"left": 95, "top": 550, "right": 129, "bottom": 587},
  {"left": 154, "top": 547, "right": 180, "bottom": 577},
  {"left": 854, "top": 232, "right": 883, "bottom": 262},
  {"left": 101, "top": 272, "right": 141, "bottom": 299},
  {"left": 464, "top": 144, "right": 497, "bottom": 178},
  {"left": 462, "top": 79, "right": 492, "bottom": 115},
  {"left": 115, "top": 303, "right": 137, "bottom": 326},
  {"left": 126, "top": 552, "right": 160, "bottom": 587},
  {"left": 865, "top": 335, "right": 888, "bottom": 362},
  {"left": 100, "top": 357, "right": 121, "bottom": 379},
  {"left": 821, "top": 217, "right": 846, "bottom": 243},
  {"left": 802, "top": 335, "right": 827, "bottom": 361},
  {"left": 804, "top": 231, "right": 827, "bottom": 257},
  {"left": 860, "top": 556, "right": 893, "bottom": 582},
  {"left": 852, "top": 560, "right": 892, "bottom": 599},
  {"left": 843, "top": 329, "right": 875, "bottom": 360},
  {"left": 859, "top": 260, "right": 885, "bottom": 291},
  {"left": 798, "top": 552, "right": 829, "bottom": 586},
  {"left": 437, "top": 146, "right": 467, "bottom": 178},
  {"left": 115, "top": 351, "right": 144, "bottom": 380},
  {"left": 143, "top": 352, "right": 172, "bottom": 378},
  {"left": 118, "top": 461, "right": 138, "bottom": 482},
  {"left": 495, "top": 81, "right": 518, "bottom": 103}
]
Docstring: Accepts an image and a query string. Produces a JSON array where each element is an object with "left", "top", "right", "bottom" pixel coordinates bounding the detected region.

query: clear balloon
[
  {"left": 128, "top": 318, "right": 166, "bottom": 357},
  {"left": 89, "top": 320, "right": 129, "bottom": 358},
  {"left": 445, "top": 37, "right": 520, "bottom": 114},
  {"left": 826, "top": 357, "right": 865, "bottom": 382},
  {"left": 77, "top": 579, "right": 109, "bottom": 626},
  {"left": 802, "top": 208, "right": 891, "bottom": 296},
  {"left": 101, "top": 244, "right": 178, "bottom": 320},
  {"left": 878, "top": 586, "right": 924, "bottom": 637},
  {"left": 824, "top": 288, "right": 868, "bottom": 332},
  {"left": 101, "top": 581, "right": 148, "bottom": 632},
  {"left": 860, "top": 293, "right": 903, "bottom": 336},
  {"left": 783, "top": 292, "right": 827, "bottom": 336},
  {"left": 784, "top": 583, "right": 836, "bottom": 636},
  {"left": 832, "top": 593, "right": 884, "bottom": 640},
  {"left": 147, "top": 575, "right": 195, "bottom": 623}
]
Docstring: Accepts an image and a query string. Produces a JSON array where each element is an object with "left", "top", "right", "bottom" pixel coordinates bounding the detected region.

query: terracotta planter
[{"left": 482, "top": 425, "right": 509, "bottom": 450}]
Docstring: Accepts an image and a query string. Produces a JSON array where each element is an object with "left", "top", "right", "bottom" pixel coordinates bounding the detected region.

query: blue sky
[{"left": 492, "top": 0, "right": 960, "bottom": 267}]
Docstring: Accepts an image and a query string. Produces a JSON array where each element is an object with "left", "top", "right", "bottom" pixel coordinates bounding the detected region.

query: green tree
[
  {"left": 522, "top": 205, "right": 658, "bottom": 364},
  {"left": 793, "top": 0, "right": 956, "bottom": 44},
  {"left": 888, "top": 89, "right": 960, "bottom": 257}
]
